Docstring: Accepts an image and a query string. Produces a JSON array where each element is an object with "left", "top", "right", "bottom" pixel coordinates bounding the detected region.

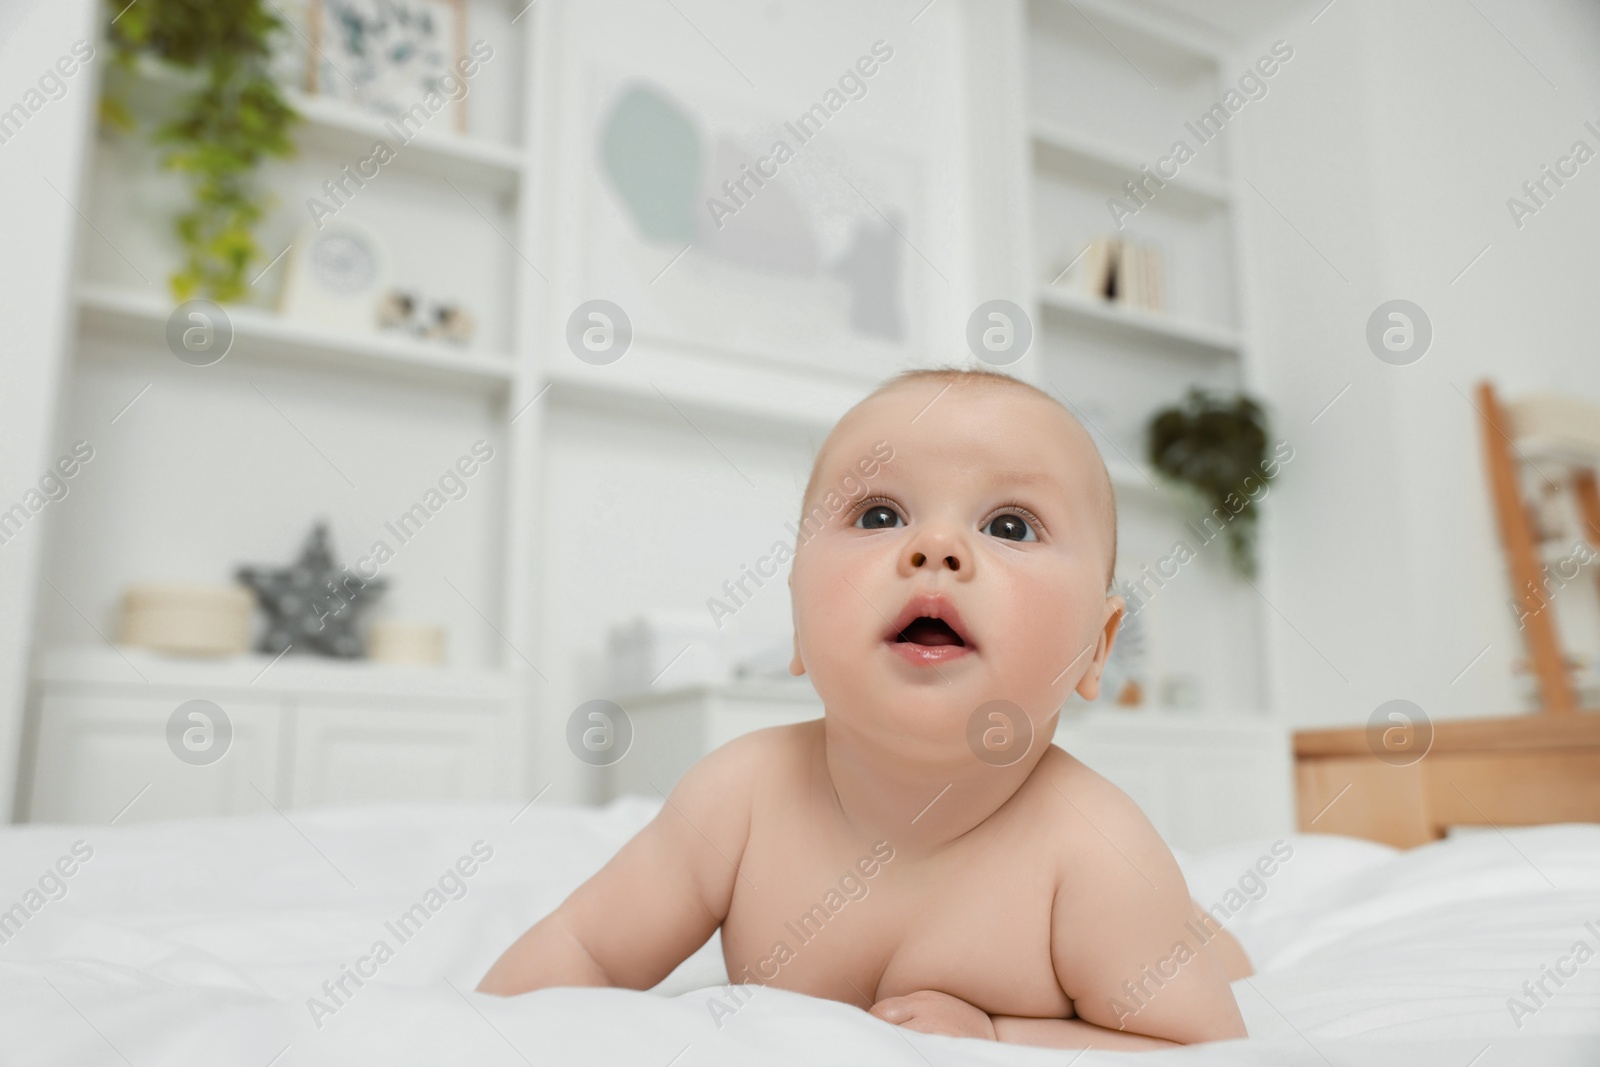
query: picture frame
[
  {"left": 584, "top": 67, "right": 926, "bottom": 383},
  {"left": 279, "top": 220, "right": 393, "bottom": 333},
  {"left": 306, "top": 0, "right": 470, "bottom": 134}
]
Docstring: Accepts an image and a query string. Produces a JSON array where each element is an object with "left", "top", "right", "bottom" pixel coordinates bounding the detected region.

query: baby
[{"left": 479, "top": 368, "right": 1251, "bottom": 1050}]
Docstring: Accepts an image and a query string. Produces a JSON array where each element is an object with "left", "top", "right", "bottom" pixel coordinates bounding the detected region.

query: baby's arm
[
  {"left": 872, "top": 767, "right": 1246, "bottom": 1049},
  {"left": 873, "top": 990, "right": 1181, "bottom": 1050},
  {"left": 477, "top": 736, "right": 755, "bottom": 996},
  {"left": 1040, "top": 769, "right": 1247, "bottom": 1047}
]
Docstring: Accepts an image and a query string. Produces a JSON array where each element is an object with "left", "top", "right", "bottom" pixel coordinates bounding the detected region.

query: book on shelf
[{"left": 1048, "top": 237, "right": 1165, "bottom": 314}]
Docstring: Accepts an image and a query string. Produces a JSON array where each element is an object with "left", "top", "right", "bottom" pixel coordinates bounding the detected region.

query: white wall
[
  {"left": 0, "top": 0, "right": 99, "bottom": 820},
  {"left": 1234, "top": 0, "right": 1600, "bottom": 726}
]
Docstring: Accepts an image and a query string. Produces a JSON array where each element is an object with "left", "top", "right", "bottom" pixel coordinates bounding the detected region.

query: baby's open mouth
[
  {"left": 894, "top": 617, "right": 965, "bottom": 647},
  {"left": 882, "top": 595, "right": 975, "bottom": 665}
]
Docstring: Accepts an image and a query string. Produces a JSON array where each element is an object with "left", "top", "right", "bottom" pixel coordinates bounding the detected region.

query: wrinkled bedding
[{"left": 0, "top": 797, "right": 1596, "bottom": 1065}]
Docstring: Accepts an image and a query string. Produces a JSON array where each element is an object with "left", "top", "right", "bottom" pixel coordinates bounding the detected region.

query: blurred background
[{"left": 1, "top": 0, "right": 1597, "bottom": 848}]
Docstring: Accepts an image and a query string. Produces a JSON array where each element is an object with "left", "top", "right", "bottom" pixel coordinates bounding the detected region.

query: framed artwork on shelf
[
  {"left": 306, "top": 0, "right": 469, "bottom": 133},
  {"left": 279, "top": 221, "right": 392, "bottom": 333}
]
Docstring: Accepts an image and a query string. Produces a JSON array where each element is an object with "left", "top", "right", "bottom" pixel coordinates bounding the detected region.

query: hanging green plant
[
  {"left": 1146, "top": 389, "right": 1276, "bottom": 578},
  {"left": 102, "top": 0, "right": 299, "bottom": 302}
]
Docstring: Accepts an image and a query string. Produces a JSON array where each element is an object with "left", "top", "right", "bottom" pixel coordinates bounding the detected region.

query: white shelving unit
[
  {"left": 280, "top": 86, "right": 525, "bottom": 196},
  {"left": 1030, "top": 118, "right": 1232, "bottom": 205},
  {"left": 1013, "top": 0, "right": 1267, "bottom": 715},
  {"left": 1036, "top": 284, "right": 1241, "bottom": 355},
  {"left": 20, "top": 0, "right": 546, "bottom": 820},
  {"left": 29, "top": 645, "right": 518, "bottom": 824},
  {"left": 13, "top": 0, "right": 1276, "bottom": 821},
  {"left": 78, "top": 283, "right": 518, "bottom": 393}
]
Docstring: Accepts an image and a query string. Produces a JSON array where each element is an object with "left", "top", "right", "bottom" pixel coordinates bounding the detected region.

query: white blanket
[{"left": 0, "top": 797, "right": 1596, "bottom": 1065}]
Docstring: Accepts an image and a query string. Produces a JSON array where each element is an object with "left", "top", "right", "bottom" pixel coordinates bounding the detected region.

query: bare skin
[{"left": 480, "top": 376, "right": 1251, "bottom": 1049}]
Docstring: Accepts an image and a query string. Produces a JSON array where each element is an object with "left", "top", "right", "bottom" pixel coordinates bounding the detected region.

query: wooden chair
[
  {"left": 1291, "top": 382, "right": 1600, "bottom": 848},
  {"left": 1476, "top": 381, "right": 1600, "bottom": 715}
]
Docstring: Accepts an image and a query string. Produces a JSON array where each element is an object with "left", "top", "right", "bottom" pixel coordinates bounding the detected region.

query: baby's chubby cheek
[
  {"left": 789, "top": 548, "right": 885, "bottom": 690},
  {"left": 981, "top": 564, "right": 1093, "bottom": 697}
]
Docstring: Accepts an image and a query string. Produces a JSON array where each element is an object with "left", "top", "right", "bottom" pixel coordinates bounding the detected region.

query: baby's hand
[{"left": 870, "top": 989, "right": 997, "bottom": 1040}]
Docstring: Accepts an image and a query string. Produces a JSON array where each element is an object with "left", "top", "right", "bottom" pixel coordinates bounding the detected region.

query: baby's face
[{"left": 788, "top": 381, "right": 1121, "bottom": 754}]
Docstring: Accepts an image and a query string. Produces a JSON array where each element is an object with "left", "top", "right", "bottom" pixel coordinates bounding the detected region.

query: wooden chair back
[{"left": 1475, "top": 381, "right": 1600, "bottom": 715}]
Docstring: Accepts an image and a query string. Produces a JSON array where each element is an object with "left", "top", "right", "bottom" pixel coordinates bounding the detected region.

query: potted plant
[
  {"left": 102, "top": 0, "right": 299, "bottom": 302},
  {"left": 1146, "top": 389, "right": 1276, "bottom": 578}
]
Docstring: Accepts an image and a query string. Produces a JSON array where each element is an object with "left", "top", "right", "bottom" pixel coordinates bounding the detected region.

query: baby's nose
[{"left": 901, "top": 524, "right": 972, "bottom": 577}]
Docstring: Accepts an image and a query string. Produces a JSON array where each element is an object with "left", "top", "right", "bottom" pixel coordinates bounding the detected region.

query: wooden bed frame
[{"left": 1294, "top": 713, "right": 1600, "bottom": 847}]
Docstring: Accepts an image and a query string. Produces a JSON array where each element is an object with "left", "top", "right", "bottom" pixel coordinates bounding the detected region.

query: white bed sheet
[{"left": 0, "top": 797, "right": 1596, "bottom": 1066}]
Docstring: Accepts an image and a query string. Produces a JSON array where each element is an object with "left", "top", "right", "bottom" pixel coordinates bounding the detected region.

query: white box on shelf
[
  {"left": 608, "top": 679, "right": 824, "bottom": 799},
  {"left": 606, "top": 612, "right": 728, "bottom": 692}
]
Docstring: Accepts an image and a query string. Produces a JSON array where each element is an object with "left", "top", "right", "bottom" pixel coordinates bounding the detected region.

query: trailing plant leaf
[
  {"left": 1146, "top": 390, "right": 1275, "bottom": 577},
  {"left": 104, "top": 0, "right": 298, "bottom": 302}
]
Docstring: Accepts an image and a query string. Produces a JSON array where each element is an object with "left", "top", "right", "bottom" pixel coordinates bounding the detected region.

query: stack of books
[{"left": 1051, "top": 237, "right": 1165, "bottom": 313}]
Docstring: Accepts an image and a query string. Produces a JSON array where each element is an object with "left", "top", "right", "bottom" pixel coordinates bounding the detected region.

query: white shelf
[
  {"left": 35, "top": 644, "right": 519, "bottom": 702},
  {"left": 1037, "top": 285, "right": 1239, "bottom": 355},
  {"left": 542, "top": 339, "right": 867, "bottom": 435},
  {"left": 1045, "top": 0, "right": 1231, "bottom": 65},
  {"left": 115, "top": 61, "right": 523, "bottom": 197},
  {"left": 78, "top": 284, "right": 516, "bottom": 393},
  {"left": 282, "top": 88, "right": 524, "bottom": 197},
  {"left": 1031, "top": 119, "right": 1230, "bottom": 205}
]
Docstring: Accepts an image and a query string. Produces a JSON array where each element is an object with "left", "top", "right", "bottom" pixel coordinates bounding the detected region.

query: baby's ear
[
  {"left": 1073, "top": 595, "right": 1125, "bottom": 701},
  {"left": 789, "top": 630, "right": 806, "bottom": 676}
]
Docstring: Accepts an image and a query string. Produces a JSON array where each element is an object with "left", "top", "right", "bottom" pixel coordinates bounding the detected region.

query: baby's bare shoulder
[
  {"left": 1029, "top": 745, "right": 1185, "bottom": 895},
  {"left": 628, "top": 723, "right": 817, "bottom": 915},
  {"left": 683, "top": 718, "right": 819, "bottom": 798}
]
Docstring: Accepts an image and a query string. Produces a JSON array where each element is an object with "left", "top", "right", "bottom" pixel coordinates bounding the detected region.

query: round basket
[{"left": 119, "top": 583, "right": 255, "bottom": 657}]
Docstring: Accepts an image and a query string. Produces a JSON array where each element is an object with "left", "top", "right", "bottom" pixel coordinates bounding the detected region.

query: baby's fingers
[
  {"left": 869, "top": 996, "right": 915, "bottom": 1024},
  {"left": 870, "top": 990, "right": 997, "bottom": 1040}
]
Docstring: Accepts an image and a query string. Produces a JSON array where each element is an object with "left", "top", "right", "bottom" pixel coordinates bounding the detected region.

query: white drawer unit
[
  {"left": 31, "top": 691, "right": 284, "bottom": 823},
  {"left": 1053, "top": 710, "right": 1295, "bottom": 853},
  {"left": 289, "top": 701, "right": 512, "bottom": 807},
  {"left": 608, "top": 680, "right": 824, "bottom": 800},
  {"left": 23, "top": 646, "right": 521, "bottom": 824}
]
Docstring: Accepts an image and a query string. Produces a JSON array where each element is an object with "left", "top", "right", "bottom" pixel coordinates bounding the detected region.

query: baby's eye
[
  {"left": 984, "top": 513, "right": 1037, "bottom": 542},
  {"left": 855, "top": 504, "right": 902, "bottom": 530}
]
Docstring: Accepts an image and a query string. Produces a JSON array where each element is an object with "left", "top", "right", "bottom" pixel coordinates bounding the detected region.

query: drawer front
[
  {"left": 30, "top": 690, "right": 283, "bottom": 824},
  {"left": 1054, "top": 719, "right": 1294, "bottom": 852},
  {"left": 288, "top": 701, "right": 513, "bottom": 807}
]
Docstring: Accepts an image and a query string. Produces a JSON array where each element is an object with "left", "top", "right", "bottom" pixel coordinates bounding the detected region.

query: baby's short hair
[{"left": 800, "top": 366, "right": 1118, "bottom": 587}]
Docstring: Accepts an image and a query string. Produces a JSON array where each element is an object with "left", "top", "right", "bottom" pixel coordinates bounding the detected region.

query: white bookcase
[
  {"left": 20, "top": 0, "right": 882, "bottom": 822},
  {"left": 13, "top": 0, "right": 1277, "bottom": 823},
  {"left": 1011, "top": 0, "right": 1268, "bottom": 716},
  {"left": 20, "top": 0, "right": 546, "bottom": 820}
]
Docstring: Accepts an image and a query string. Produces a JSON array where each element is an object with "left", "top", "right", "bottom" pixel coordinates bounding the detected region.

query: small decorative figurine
[
  {"left": 236, "top": 522, "right": 388, "bottom": 658},
  {"left": 377, "top": 286, "right": 478, "bottom": 345}
]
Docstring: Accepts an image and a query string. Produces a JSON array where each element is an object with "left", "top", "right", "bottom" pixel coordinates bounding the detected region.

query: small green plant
[
  {"left": 1147, "top": 390, "right": 1275, "bottom": 578},
  {"left": 103, "top": 0, "right": 298, "bottom": 302}
]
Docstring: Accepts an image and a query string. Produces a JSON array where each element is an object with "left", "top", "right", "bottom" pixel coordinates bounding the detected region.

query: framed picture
[
  {"left": 582, "top": 67, "right": 926, "bottom": 383},
  {"left": 307, "top": 0, "right": 469, "bottom": 133},
  {"left": 279, "top": 221, "right": 392, "bottom": 333}
]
